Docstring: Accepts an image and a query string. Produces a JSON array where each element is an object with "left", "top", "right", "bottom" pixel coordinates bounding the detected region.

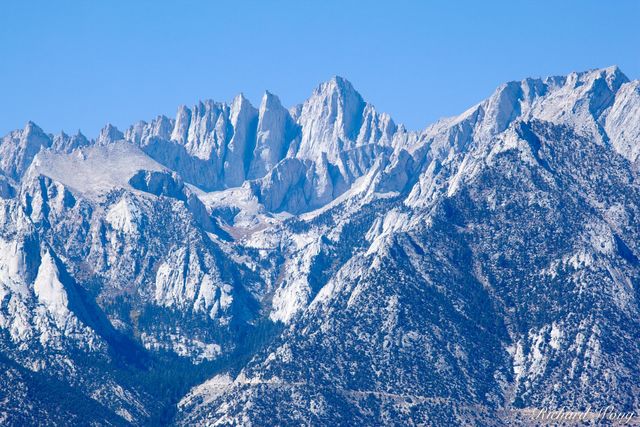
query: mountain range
[{"left": 1, "top": 66, "right": 639, "bottom": 425}]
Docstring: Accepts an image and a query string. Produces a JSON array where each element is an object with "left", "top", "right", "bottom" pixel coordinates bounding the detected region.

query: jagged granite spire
[{"left": 97, "top": 123, "right": 124, "bottom": 145}]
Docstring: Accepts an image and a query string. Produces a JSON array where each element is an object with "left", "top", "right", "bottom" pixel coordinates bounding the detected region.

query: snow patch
[
  {"left": 106, "top": 197, "right": 140, "bottom": 234},
  {"left": 33, "top": 251, "right": 69, "bottom": 323}
]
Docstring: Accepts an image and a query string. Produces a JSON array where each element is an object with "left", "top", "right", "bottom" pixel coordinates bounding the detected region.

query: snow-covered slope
[{"left": 1, "top": 66, "right": 640, "bottom": 425}]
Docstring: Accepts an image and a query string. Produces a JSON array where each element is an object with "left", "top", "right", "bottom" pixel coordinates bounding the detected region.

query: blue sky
[{"left": 1, "top": 0, "right": 638, "bottom": 137}]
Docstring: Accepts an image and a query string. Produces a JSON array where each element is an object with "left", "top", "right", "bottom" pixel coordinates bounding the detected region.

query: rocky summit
[{"left": 1, "top": 66, "right": 639, "bottom": 425}]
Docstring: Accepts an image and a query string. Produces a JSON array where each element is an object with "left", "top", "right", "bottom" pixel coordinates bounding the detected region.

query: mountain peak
[
  {"left": 599, "top": 64, "right": 629, "bottom": 89},
  {"left": 331, "top": 74, "right": 353, "bottom": 86},
  {"left": 260, "top": 90, "right": 283, "bottom": 110},
  {"left": 24, "top": 120, "right": 46, "bottom": 137},
  {"left": 314, "top": 75, "right": 360, "bottom": 98},
  {"left": 232, "top": 92, "right": 253, "bottom": 108},
  {"left": 594, "top": 64, "right": 627, "bottom": 80},
  {"left": 571, "top": 65, "right": 630, "bottom": 90},
  {"left": 98, "top": 123, "right": 124, "bottom": 144}
]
